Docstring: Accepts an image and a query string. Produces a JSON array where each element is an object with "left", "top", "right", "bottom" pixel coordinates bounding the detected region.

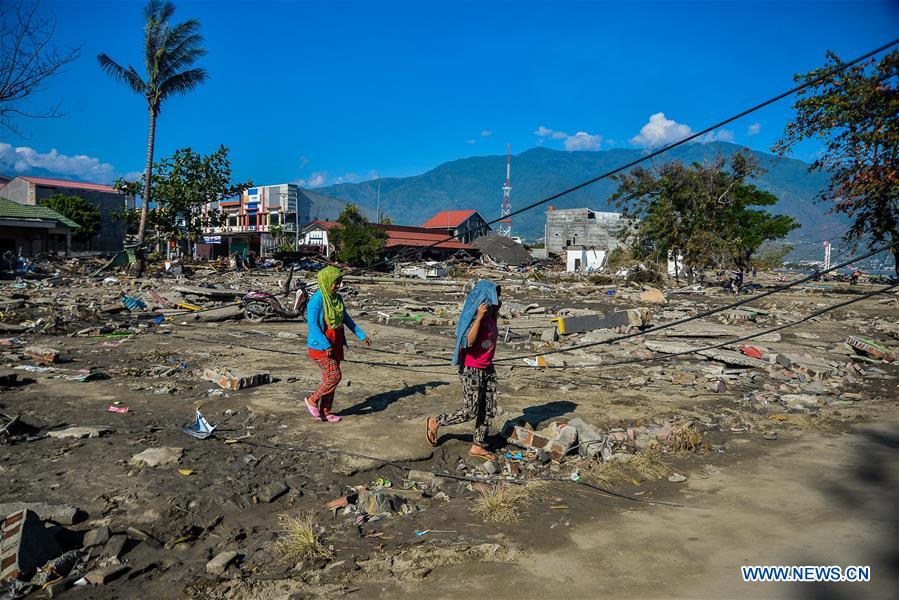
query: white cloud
[
  {"left": 534, "top": 125, "right": 568, "bottom": 140},
  {"left": 295, "top": 171, "right": 328, "bottom": 188},
  {"left": 630, "top": 112, "right": 694, "bottom": 148},
  {"left": 0, "top": 143, "right": 119, "bottom": 182},
  {"left": 535, "top": 125, "right": 603, "bottom": 151},
  {"left": 480, "top": 130, "right": 492, "bottom": 137},
  {"left": 564, "top": 131, "right": 602, "bottom": 151},
  {"left": 466, "top": 139, "right": 477, "bottom": 145},
  {"left": 701, "top": 129, "right": 735, "bottom": 143},
  {"left": 747, "top": 122, "right": 761, "bottom": 136}
]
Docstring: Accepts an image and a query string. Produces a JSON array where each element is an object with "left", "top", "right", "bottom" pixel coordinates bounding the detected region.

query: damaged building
[
  {"left": 544, "top": 207, "right": 625, "bottom": 256},
  {"left": 0, "top": 176, "right": 131, "bottom": 253}
]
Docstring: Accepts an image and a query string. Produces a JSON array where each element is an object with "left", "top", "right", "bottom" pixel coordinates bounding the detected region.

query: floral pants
[
  {"left": 309, "top": 356, "right": 342, "bottom": 411},
  {"left": 436, "top": 365, "right": 497, "bottom": 447}
]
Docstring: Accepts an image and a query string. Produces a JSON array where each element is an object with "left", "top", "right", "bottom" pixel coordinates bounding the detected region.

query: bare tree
[{"left": 0, "top": 0, "right": 80, "bottom": 135}]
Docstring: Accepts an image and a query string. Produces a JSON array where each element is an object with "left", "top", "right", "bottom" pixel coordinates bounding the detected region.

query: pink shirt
[{"left": 464, "top": 314, "right": 498, "bottom": 369}]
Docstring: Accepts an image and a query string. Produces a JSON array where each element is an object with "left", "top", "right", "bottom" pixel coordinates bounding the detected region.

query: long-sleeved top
[{"left": 306, "top": 290, "right": 366, "bottom": 351}]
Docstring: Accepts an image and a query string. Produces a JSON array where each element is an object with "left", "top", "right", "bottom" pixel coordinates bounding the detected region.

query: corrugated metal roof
[{"left": 0, "top": 197, "right": 80, "bottom": 228}]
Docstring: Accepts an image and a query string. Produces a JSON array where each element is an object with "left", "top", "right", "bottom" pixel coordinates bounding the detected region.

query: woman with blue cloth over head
[
  {"left": 426, "top": 280, "right": 501, "bottom": 460},
  {"left": 304, "top": 266, "right": 370, "bottom": 422}
]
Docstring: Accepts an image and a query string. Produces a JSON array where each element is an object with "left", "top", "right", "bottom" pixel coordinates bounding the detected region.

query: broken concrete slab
[
  {"left": 186, "top": 304, "right": 244, "bottom": 323},
  {"left": 0, "top": 509, "right": 63, "bottom": 581},
  {"left": 130, "top": 447, "right": 183, "bottom": 467},
  {"left": 203, "top": 367, "right": 271, "bottom": 391},
  {"left": 639, "top": 288, "right": 667, "bottom": 304},
  {"left": 696, "top": 349, "right": 767, "bottom": 368},
  {"left": 0, "top": 502, "right": 80, "bottom": 526},
  {"left": 645, "top": 340, "right": 703, "bottom": 354},
  {"left": 47, "top": 426, "right": 111, "bottom": 440},
  {"left": 82, "top": 525, "right": 110, "bottom": 548},
  {"left": 101, "top": 534, "right": 127, "bottom": 560},
  {"left": 84, "top": 564, "right": 129, "bottom": 585},
  {"left": 553, "top": 309, "right": 649, "bottom": 334}
]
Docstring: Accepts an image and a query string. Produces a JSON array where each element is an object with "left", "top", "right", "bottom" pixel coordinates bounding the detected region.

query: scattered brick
[{"left": 202, "top": 367, "right": 271, "bottom": 390}]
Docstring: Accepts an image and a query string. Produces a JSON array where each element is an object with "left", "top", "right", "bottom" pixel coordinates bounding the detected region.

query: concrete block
[
  {"left": 0, "top": 509, "right": 62, "bottom": 581},
  {"left": 256, "top": 482, "right": 288, "bottom": 504},
  {"left": 567, "top": 418, "right": 603, "bottom": 457},
  {"left": 23, "top": 346, "right": 60, "bottom": 364},
  {"left": 206, "top": 550, "right": 238, "bottom": 575},
  {"left": 203, "top": 367, "right": 271, "bottom": 390},
  {"left": 83, "top": 525, "right": 110, "bottom": 548}
]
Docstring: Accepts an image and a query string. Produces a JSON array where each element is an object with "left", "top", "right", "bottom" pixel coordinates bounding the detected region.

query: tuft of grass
[
  {"left": 581, "top": 460, "right": 628, "bottom": 487},
  {"left": 270, "top": 513, "right": 332, "bottom": 561},
  {"left": 768, "top": 413, "right": 824, "bottom": 431},
  {"left": 669, "top": 423, "right": 706, "bottom": 454},
  {"left": 473, "top": 482, "right": 547, "bottom": 524},
  {"left": 630, "top": 446, "right": 671, "bottom": 480}
]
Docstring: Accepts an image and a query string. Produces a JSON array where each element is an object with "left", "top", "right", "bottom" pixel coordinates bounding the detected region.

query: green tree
[
  {"left": 39, "top": 193, "right": 101, "bottom": 243},
  {"left": 774, "top": 50, "right": 898, "bottom": 276},
  {"left": 149, "top": 145, "right": 251, "bottom": 249},
  {"left": 752, "top": 244, "right": 794, "bottom": 271},
  {"left": 97, "top": 0, "right": 208, "bottom": 249},
  {"left": 329, "top": 204, "right": 387, "bottom": 266},
  {"left": 612, "top": 153, "right": 799, "bottom": 282}
]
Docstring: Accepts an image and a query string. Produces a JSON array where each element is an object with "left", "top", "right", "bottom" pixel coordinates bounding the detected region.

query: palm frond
[
  {"left": 97, "top": 53, "right": 147, "bottom": 95},
  {"left": 158, "top": 67, "right": 208, "bottom": 103},
  {"left": 159, "top": 47, "right": 207, "bottom": 81},
  {"left": 144, "top": 0, "right": 176, "bottom": 24},
  {"left": 165, "top": 19, "right": 203, "bottom": 48}
]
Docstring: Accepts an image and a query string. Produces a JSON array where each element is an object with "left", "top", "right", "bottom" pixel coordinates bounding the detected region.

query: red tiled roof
[
  {"left": 18, "top": 176, "right": 118, "bottom": 193},
  {"left": 304, "top": 220, "right": 471, "bottom": 250},
  {"left": 421, "top": 209, "right": 478, "bottom": 229}
]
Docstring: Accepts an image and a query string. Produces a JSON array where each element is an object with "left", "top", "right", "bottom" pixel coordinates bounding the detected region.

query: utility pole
[
  {"left": 376, "top": 179, "right": 381, "bottom": 224},
  {"left": 498, "top": 144, "right": 512, "bottom": 237}
]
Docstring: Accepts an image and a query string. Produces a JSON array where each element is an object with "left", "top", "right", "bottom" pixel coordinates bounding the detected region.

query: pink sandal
[
  {"left": 323, "top": 412, "right": 342, "bottom": 423},
  {"left": 304, "top": 396, "right": 322, "bottom": 420}
]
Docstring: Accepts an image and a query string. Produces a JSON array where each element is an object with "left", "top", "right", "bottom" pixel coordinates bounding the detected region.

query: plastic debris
[
  {"left": 106, "top": 405, "right": 129, "bottom": 413},
  {"left": 181, "top": 410, "right": 216, "bottom": 439},
  {"left": 120, "top": 295, "right": 147, "bottom": 311}
]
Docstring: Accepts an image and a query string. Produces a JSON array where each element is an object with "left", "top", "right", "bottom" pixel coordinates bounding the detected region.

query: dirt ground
[{"left": 1, "top": 263, "right": 897, "bottom": 599}]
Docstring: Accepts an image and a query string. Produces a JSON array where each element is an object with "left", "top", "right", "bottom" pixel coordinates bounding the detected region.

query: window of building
[{"left": 270, "top": 213, "right": 280, "bottom": 225}]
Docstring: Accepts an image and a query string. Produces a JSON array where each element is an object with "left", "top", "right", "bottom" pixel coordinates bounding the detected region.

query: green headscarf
[{"left": 317, "top": 266, "right": 345, "bottom": 329}]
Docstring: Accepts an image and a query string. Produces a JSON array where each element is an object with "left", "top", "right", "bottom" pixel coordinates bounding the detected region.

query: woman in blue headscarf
[{"left": 426, "top": 280, "right": 501, "bottom": 460}]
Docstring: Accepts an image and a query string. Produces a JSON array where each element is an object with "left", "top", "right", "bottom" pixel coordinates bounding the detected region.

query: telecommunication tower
[{"left": 498, "top": 145, "right": 512, "bottom": 237}]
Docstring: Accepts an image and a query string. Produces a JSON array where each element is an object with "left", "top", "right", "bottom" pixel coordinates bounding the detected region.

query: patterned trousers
[
  {"left": 436, "top": 365, "right": 497, "bottom": 447},
  {"left": 309, "top": 356, "right": 342, "bottom": 411}
]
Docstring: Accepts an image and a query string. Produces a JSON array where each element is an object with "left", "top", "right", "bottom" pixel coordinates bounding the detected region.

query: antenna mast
[{"left": 498, "top": 144, "right": 512, "bottom": 237}]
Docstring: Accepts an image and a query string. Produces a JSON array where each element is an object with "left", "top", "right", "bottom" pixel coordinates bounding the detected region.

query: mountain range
[{"left": 317, "top": 141, "right": 845, "bottom": 258}]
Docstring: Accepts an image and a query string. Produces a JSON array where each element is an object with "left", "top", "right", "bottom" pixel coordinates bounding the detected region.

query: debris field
[{"left": 1, "top": 256, "right": 898, "bottom": 599}]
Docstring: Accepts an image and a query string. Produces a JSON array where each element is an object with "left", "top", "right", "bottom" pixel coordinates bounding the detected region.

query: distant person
[
  {"left": 247, "top": 250, "right": 257, "bottom": 269},
  {"left": 850, "top": 270, "right": 861, "bottom": 286},
  {"left": 731, "top": 268, "right": 744, "bottom": 294},
  {"left": 427, "top": 280, "right": 501, "bottom": 461},
  {"left": 304, "top": 266, "right": 370, "bottom": 422}
]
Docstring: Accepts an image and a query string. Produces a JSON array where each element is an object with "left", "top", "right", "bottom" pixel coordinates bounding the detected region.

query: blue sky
[{"left": 2, "top": 0, "right": 897, "bottom": 188}]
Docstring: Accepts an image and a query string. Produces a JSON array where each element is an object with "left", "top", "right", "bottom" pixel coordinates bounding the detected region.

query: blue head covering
[{"left": 453, "top": 279, "right": 500, "bottom": 365}]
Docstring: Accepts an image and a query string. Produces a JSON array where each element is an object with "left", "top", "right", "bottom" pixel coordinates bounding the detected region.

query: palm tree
[{"left": 97, "top": 0, "right": 208, "bottom": 248}]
